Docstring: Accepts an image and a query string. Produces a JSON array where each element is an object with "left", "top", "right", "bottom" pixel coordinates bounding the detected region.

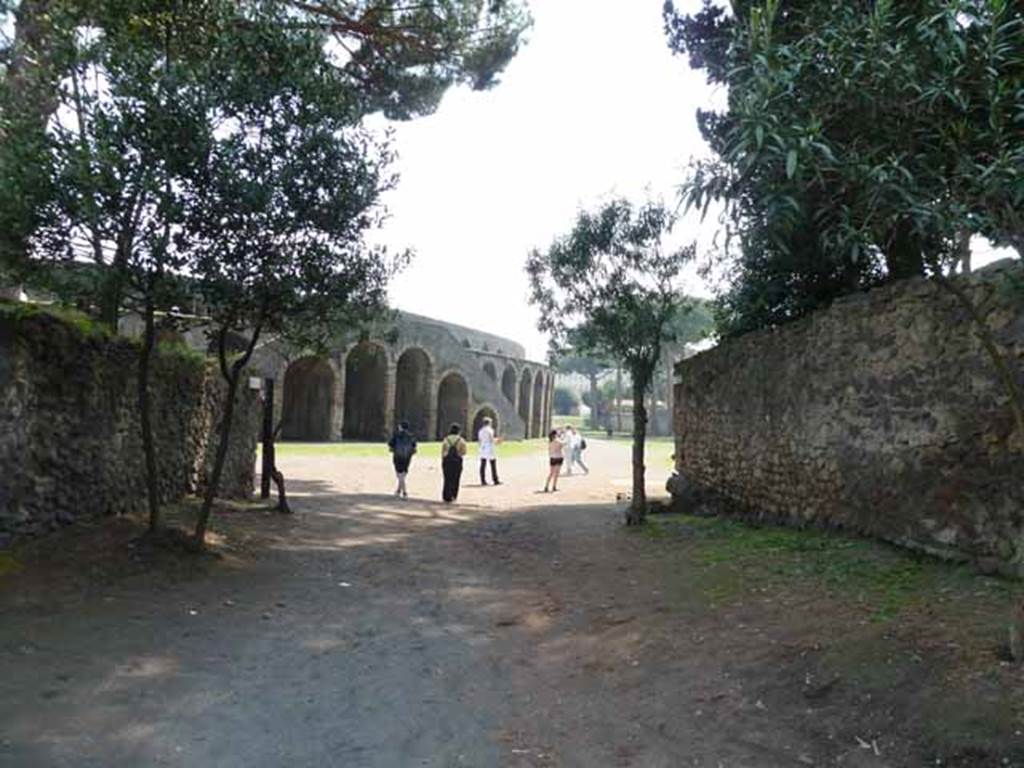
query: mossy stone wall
[
  {"left": 672, "top": 263, "right": 1024, "bottom": 575},
  {"left": 0, "top": 308, "right": 259, "bottom": 534}
]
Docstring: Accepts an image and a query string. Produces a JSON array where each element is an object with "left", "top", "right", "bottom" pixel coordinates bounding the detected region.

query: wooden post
[{"left": 260, "top": 378, "right": 274, "bottom": 499}]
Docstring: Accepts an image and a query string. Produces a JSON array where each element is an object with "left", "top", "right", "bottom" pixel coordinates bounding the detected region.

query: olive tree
[{"left": 527, "top": 199, "right": 695, "bottom": 525}]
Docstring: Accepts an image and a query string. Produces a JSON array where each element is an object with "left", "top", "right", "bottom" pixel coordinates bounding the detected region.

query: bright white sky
[
  {"left": 374, "top": 1, "right": 718, "bottom": 361},
  {"left": 373, "top": 0, "right": 1017, "bottom": 362}
]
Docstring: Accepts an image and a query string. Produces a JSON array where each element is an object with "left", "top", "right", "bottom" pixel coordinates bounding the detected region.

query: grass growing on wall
[{"left": 0, "top": 299, "right": 110, "bottom": 339}]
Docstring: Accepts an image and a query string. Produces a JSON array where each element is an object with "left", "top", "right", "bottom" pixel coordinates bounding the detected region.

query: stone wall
[
  {"left": 671, "top": 262, "right": 1024, "bottom": 574},
  {"left": 0, "top": 307, "right": 260, "bottom": 535}
]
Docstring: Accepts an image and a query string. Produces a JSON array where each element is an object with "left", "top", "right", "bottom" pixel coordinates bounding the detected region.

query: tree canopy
[
  {"left": 527, "top": 198, "right": 694, "bottom": 523},
  {"left": 664, "top": 0, "right": 1024, "bottom": 336}
]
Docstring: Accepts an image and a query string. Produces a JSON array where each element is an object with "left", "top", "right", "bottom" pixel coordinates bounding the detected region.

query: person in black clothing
[
  {"left": 440, "top": 423, "right": 468, "bottom": 503},
  {"left": 387, "top": 421, "right": 417, "bottom": 498}
]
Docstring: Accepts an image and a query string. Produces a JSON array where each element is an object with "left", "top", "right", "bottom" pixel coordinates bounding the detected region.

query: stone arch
[
  {"left": 482, "top": 361, "right": 497, "bottom": 382},
  {"left": 501, "top": 365, "right": 517, "bottom": 405},
  {"left": 532, "top": 370, "right": 544, "bottom": 438},
  {"left": 343, "top": 341, "right": 389, "bottom": 440},
  {"left": 394, "top": 347, "right": 432, "bottom": 441},
  {"left": 281, "top": 356, "right": 337, "bottom": 441},
  {"left": 518, "top": 368, "right": 533, "bottom": 437},
  {"left": 436, "top": 371, "right": 470, "bottom": 439},
  {"left": 471, "top": 405, "right": 499, "bottom": 442}
]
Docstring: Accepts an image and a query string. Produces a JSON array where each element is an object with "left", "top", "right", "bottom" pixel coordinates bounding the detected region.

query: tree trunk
[
  {"left": 193, "top": 324, "right": 261, "bottom": 548},
  {"left": 270, "top": 420, "right": 290, "bottom": 513},
  {"left": 138, "top": 296, "right": 161, "bottom": 532},
  {"left": 625, "top": 372, "right": 649, "bottom": 526},
  {"left": 271, "top": 465, "right": 290, "bottom": 515},
  {"left": 588, "top": 373, "right": 600, "bottom": 431},
  {"left": 885, "top": 220, "right": 926, "bottom": 280},
  {"left": 194, "top": 370, "right": 239, "bottom": 547},
  {"left": 664, "top": 350, "right": 674, "bottom": 438},
  {"left": 615, "top": 366, "right": 623, "bottom": 433}
]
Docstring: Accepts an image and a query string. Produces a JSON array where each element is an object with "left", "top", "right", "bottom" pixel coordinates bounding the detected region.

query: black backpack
[
  {"left": 393, "top": 433, "right": 415, "bottom": 460},
  {"left": 580, "top": 437, "right": 587, "bottom": 450}
]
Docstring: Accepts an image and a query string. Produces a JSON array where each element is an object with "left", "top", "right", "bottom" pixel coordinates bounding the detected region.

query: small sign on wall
[{"left": 248, "top": 377, "right": 263, "bottom": 390}]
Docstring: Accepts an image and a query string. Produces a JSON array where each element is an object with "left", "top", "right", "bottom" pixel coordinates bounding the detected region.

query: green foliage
[
  {"left": 665, "top": 0, "right": 1024, "bottom": 337},
  {"left": 0, "top": 297, "right": 109, "bottom": 339},
  {"left": 527, "top": 199, "right": 696, "bottom": 373},
  {"left": 0, "top": 0, "right": 532, "bottom": 316},
  {"left": 527, "top": 198, "right": 696, "bottom": 519},
  {"left": 155, "top": 338, "right": 205, "bottom": 371}
]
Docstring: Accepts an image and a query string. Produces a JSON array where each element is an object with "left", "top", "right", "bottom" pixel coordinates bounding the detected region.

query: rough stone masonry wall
[
  {"left": 0, "top": 309, "right": 260, "bottom": 536},
  {"left": 672, "top": 262, "right": 1024, "bottom": 574}
]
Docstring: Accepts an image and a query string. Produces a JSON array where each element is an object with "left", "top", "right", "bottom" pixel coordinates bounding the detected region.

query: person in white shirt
[
  {"left": 563, "top": 425, "right": 589, "bottom": 475},
  {"left": 477, "top": 417, "right": 501, "bottom": 486}
]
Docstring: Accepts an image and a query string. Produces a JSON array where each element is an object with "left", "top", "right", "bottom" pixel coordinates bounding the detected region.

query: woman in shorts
[{"left": 543, "top": 429, "right": 564, "bottom": 493}]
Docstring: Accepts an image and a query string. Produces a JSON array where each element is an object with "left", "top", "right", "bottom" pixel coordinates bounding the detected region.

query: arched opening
[
  {"left": 519, "top": 369, "right": 532, "bottom": 437},
  {"left": 343, "top": 342, "right": 388, "bottom": 441},
  {"left": 471, "top": 406, "right": 499, "bottom": 442},
  {"left": 437, "top": 372, "right": 470, "bottom": 440},
  {"left": 395, "top": 348, "right": 432, "bottom": 441},
  {"left": 282, "top": 356, "right": 336, "bottom": 441},
  {"left": 483, "top": 361, "right": 497, "bottom": 382},
  {"left": 501, "top": 366, "right": 516, "bottom": 404},
  {"left": 532, "top": 371, "right": 544, "bottom": 438}
]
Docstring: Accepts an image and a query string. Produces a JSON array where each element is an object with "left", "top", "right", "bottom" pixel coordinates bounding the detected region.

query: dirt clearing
[{"left": 1, "top": 439, "right": 1022, "bottom": 767}]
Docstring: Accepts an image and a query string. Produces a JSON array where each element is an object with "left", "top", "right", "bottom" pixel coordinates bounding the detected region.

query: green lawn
[
  {"left": 269, "top": 438, "right": 549, "bottom": 459},
  {"left": 641, "top": 513, "right": 1013, "bottom": 622}
]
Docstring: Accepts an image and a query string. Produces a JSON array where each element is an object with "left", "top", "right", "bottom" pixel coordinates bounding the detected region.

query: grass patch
[
  {"left": 0, "top": 299, "right": 110, "bottom": 339},
  {"left": 645, "top": 514, "right": 1013, "bottom": 621},
  {"left": 270, "top": 438, "right": 549, "bottom": 459}
]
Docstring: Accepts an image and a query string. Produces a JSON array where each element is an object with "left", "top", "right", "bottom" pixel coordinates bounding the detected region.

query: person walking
[
  {"left": 387, "top": 421, "right": 417, "bottom": 498},
  {"left": 564, "top": 425, "right": 589, "bottom": 475},
  {"left": 441, "top": 423, "right": 468, "bottom": 503},
  {"left": 543, "top": 429, "right": 565, "bottom": 493},
  {"left": 477, "top": 416, "right": 501, "bottom": 486}
]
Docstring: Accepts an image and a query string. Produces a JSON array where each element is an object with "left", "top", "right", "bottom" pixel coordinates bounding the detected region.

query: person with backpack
[
  {"left": 440, "top": 423, "right": 468, "bottom": 503},
  {"left": 563, "top": 425, "right": 589, "bottom": 475},
  {"left": 387, "top": 420, "right": 417, "bottom": 498}
]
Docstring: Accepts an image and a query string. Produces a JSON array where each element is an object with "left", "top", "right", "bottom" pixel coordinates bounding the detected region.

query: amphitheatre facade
[{"left": 250, "top": 312, "right": 554, "bottom": 442}]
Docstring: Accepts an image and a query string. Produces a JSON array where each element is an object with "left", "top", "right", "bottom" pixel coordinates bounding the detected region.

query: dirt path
[{"left": 0, "top": 439, "right": 1018, "bottom": 766}]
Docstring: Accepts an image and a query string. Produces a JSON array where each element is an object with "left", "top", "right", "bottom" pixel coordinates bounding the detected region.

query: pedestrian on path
[
  {"left": 441, "top": 423, "right": 467, "bottom": 503},
  {"left": 387, "top": 420, "right": 417, "bottom": 498},
  {"left": 563, "top": 425, "right": 589, "bottom": 475},
  {"left": 543, "top": 429, "right": 565, "bottom": 493},
  {"left": 477, "top": 416, "right": 501, "bottom": 486}
]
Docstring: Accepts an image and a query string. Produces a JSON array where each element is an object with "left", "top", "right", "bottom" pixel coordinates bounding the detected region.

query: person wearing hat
[
  {"left": 477, "top": 416, "right": 501, "bottom": 486},
  {"left": 387, "top": 420, "right": 417, "bottom": 498}
]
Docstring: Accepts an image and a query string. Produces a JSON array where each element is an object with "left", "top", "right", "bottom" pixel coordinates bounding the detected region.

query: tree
[
  {"left": 554, "top": 354, "right": 614, "bottom": 429},
  {"left": 527, "top": 199, "right": 695, "bottom": 524},
  {"left": 180, "top": 7, "right": 404, "bottom": 547},
  {"left": 665, "top": 0, "right": 1024, "bottom": 442},
  {"left": 552, "top": 386, "right": 579, "bottom": 417},
  {"left": 3, "top": 0, "right": 531, "bottom": 544},
  {"left": 15, "top": 5, "right": 227, "bottom": 532}
]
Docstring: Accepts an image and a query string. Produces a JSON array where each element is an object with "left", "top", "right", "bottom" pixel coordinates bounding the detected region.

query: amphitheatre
[{"left": 249, "top": 311, "right": 554, "bottom": 442}]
